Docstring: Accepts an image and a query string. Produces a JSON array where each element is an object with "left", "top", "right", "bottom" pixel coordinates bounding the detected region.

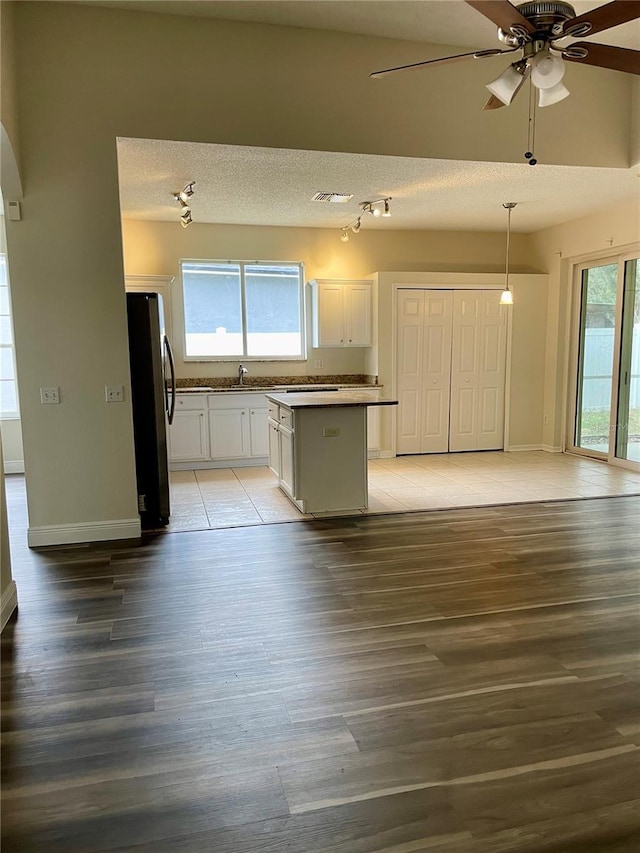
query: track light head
[
  {"left": 382, "top": 199, "right": 391, "bottom": 217},
  {"left": 340, "top": 228, "right": 350, "bottom": 242},
  {"left": 179, "top": 181, "right": 196, "bottom": 202},
  {"left": 173, "top": 181, "right": 196, "bottom": 226}
]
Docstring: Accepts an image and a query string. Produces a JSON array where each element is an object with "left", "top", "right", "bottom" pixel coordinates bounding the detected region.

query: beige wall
[
  {"left": 3, "top": 1, "right": 637, "bottom": 542},
  {"left": 531, "top": 195, "right": 640, "bottom": 451},
  {"left": 631, "top": 78, "right": 640, "bottom": 167},
  {"left": 0, "top": 1, "right": 23, "bottom": 199},
  {"left": 122, "top": 218, "right": 536, "bottom": 381}
]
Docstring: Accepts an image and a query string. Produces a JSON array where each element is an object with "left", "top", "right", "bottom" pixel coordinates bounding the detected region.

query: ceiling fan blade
[
  {"left": 483, "top": 94, "right": 507, "bottom": 110},
  {"left": 559, "top": 1, "right": 640, "bottom": 38},
  {"left": 370, "top": 48, "right": 514, "bottom": 78},
  {"left": 465, "top": 1, "right": 535, "bottom": 35},
  {"left": 564, "top": 42, "right": 640, "bottom": 74}
]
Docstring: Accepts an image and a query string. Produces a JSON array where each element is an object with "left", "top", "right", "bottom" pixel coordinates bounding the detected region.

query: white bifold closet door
[{"left": 396, "top": 289, "right": 507, "bottom": 454}]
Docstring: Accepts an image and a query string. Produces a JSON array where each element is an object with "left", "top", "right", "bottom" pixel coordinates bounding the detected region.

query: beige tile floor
[{"left": 169, "top": 450, "right": 640, "bottom": 532}]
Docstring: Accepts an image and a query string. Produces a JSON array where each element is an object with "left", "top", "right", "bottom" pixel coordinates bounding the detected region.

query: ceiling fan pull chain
[{"left": 525, "top": 79, "right": 538, "bottom": 166}]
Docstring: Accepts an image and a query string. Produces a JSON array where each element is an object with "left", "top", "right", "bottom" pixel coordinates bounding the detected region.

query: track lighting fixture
[
  {"left": 338, "top": 197, "right": 392, "bottom": 241},
  {"left": 172, "top": 181, "right": 196, "bottom": 227},
  {"left": 499, "top": 202, "right": 516, "bottom": 306}
]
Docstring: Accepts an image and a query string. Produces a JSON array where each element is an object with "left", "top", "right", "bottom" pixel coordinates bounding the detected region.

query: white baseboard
[
  {"left": 505, "top": 444, "right": 543, "bottom": 452},
  {"left": 27, "top": 517, "right": 141, "bottom": 548},
  {"left": 379, "top": 450, "right": 395, "bottom": 458},
  {"left": 542, "top": 444, "right": 564, "bottom": 453},
  {"left": 1, "top": 580, "right": 18, "bottom": 632},
  {"left": 367, "top": 449, "right": 380, "bottom": 459},
  {"left": 3, "top": 460, "right": 24, "bottom": 474},
  {"left": 170, "top": 456, "right": 269, "bottom": 471}
]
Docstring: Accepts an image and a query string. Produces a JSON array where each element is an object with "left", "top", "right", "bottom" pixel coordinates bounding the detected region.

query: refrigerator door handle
[{"left": 164, "top": 334, "right": 176, "bottom": 425}]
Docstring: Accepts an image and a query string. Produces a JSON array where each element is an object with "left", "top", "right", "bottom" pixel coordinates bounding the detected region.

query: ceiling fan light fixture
[
  {"left": 486, "top": 63, "right": 526, "bottom": 106},
  {"left": 531, "top": 49, "right": 565, "bottom": 89},
  {"left": 538, "top": 80, "right": 570, "bottom": 107}
]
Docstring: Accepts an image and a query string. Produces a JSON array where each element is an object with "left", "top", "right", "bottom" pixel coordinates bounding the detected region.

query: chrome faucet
[{"left": 238, "top": 363, "right": 248, "bottom": 386}]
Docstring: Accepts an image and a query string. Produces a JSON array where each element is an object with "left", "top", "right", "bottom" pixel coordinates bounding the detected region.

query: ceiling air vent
[{"left": 311, "top": 192, "right": 354, "bottom": 203}]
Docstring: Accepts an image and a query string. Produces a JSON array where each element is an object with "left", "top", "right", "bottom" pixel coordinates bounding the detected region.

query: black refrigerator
[{"left": 126, "top": 292, "right": 176, "bottom": 529}]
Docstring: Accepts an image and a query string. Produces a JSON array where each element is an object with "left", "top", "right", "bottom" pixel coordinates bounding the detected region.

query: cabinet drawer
[
  {"left": 267, "top": 402, "right": 279, "bottom": 419},
  {"left": 279, "top": 408, "right": 293, "bottom": 429},
  {"left": 209, "top": 392, "right": 266, "bottom": 410},
  {"left": 175, "top": 394, "right": 207, "bottom": 411}
]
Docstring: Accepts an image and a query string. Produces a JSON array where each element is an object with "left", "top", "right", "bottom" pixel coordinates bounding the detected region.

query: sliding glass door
[
  {"left": 571, "top": 255, "right": 640, "bottom": 468},
  {"left": 615, "top": 259, "right": 639, "bottom": 463}
]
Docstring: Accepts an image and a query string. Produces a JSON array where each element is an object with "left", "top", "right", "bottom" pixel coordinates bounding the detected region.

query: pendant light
[{"left": 500, "top": 202, "right": 516, "bottom": 305}]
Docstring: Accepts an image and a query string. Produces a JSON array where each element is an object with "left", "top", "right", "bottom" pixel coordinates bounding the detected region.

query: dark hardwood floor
[{"left": 2, "top": 485, "right": 640, "bottom": 851}]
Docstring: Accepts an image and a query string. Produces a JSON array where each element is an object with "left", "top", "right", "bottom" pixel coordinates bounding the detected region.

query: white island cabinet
[{"left": 266, "top": 390, "right": 397, "bottom": 513}]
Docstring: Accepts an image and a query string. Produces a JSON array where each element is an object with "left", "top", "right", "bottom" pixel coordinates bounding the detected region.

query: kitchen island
[{"left": 266, "top": 390, "right": 398, "bottom": 513}]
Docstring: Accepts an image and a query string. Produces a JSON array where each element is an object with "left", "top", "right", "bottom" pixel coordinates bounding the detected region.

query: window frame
[
  {"left": 0, "top": 254, "right": 19, "bottom": 420},
  {"left": 180, "top": 259, "right": 306, "bottom": 362}
]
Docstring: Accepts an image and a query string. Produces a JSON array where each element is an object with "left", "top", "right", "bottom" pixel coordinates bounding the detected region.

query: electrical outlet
[
  {"left": 105, "top": 385, "right": 124, "bottom": 402},
  {"left": 544, "top": 414, "right": 549, "bottom": 424},
  {"left": 322, "top": 426, "right": 340, "bottom": 437},
  {"left": 314, "top": 359, "right": 324, "bottom": 369},
  {"left": 40, "top": 386, "right": 60, "bottom": 405}
]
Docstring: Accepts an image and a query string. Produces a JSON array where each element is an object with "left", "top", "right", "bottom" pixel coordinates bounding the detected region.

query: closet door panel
[
  {"left": 396, "top": 291, "right": 424, "bottom": 454},
  {"left": 450, "top": 292, "right": 481, "bottom": 451},
  {"left": 420, "top": 293, "right": 452, "bottom": 453},
  {"left": 477, "top": 293, "right": 507, "bottom": 450}
]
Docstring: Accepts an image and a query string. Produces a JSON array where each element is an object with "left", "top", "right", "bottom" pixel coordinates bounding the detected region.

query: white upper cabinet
[{"left": 310, "top": 279, "right": 372, "bottom": 347}]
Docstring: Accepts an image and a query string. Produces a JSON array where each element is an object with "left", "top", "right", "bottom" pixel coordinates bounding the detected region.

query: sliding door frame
[{"left": 566, "top": 247, "right": 640, "bottom": 472}]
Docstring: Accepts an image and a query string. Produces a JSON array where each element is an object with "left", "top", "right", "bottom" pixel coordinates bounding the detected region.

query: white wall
[
  {"left": 3, "top": 1, "right": 637, "bottom": 544},
  {"left": 530, "top": 195, "right": 640, "bottom": 451}
]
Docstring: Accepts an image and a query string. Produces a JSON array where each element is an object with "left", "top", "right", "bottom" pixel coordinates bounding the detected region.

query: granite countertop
[
  {"left": 265, "top": 390, "right": 398, "bottom": 409},
  {"left": 176, "top": 383, "right": 379, "bottom": 394}
]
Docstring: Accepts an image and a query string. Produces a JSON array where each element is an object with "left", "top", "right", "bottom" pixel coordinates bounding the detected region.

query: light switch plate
[
  {"left": 40, "top": 386, "right": 60, "bottom": 405},
  {"left": 105, "top": 385, "right": 124, "bottom": 402}
]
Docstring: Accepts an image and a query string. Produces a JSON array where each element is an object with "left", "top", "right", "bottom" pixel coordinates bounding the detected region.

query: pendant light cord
[{"left": 505, "top": 204, "right": 511, "bottom": 291}]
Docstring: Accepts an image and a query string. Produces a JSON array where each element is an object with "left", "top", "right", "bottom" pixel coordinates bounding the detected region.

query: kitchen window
[
  {"left": 181, "top": 260, "right": 305, "bottom": 360},
  {"left": 0, "top": 254, "right": 19, "bottom": 418}
]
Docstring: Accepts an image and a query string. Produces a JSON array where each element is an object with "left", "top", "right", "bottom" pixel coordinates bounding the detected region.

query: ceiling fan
[{"left": 371, "top": 1, "right": 640, "bottom": 110}]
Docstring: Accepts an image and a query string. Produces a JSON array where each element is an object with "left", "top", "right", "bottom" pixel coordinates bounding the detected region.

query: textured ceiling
[
  {"left": 77, "top": 1, "right": 640, "bottom": 50},
  {"left": 108, "top": 2, "right": 639, "bottom": 233},
  {"left": 117, "top": 137, "right": 639, "bottom": 233}
]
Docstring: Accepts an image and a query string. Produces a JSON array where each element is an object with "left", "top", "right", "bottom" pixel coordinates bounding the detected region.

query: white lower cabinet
[
  {"left": 169, "top": 395, "right": 210, "bottom": 462},
  {"left": 278, "top": 424, "right": 295, "bottom": 497},
  {"left": 209, "top": 408, "right": 249, "bottom": 459},
  {"left": 249, "top": 407, "right": 269, "bottom": 457},
  {"left": 268, "top": 418, "right": 280, "bottom": 476},
  {"left": 169, "top": 392, "right": 269, "bottom": 468}
]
